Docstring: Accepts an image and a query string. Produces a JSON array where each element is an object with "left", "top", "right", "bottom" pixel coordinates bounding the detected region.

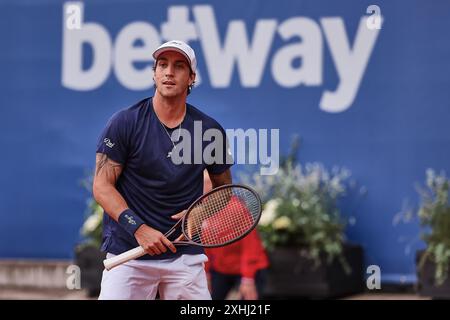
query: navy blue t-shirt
[{"left": 96, "top": 97, "right": 233, "bottom": 259}]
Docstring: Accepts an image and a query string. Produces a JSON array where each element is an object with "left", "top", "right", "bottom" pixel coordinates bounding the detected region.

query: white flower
[
  {"left": 82, "top": 212, "right": 102, "bottom": 235},
  {"left": 301, "top": 201, "right": 310, "bottom": 210},
  {"left": 340, "top": 168, "right": 351, "bottom": 180},
  {"left": 266, "top": 198, "right": 281, "bottom": 212},
  {"left": 435, "top": 172, "right": 447, "bottom": 187},
  {"left": 292, "top": 198, "right": 300, "bottom": 207},
  {"left": 259, "top": 198, "right": 281, "bottom": 226},
  {"left": 273, "top": 216, "right": 291, "bottom": 230},
  {"left": 418, "top": 207, "right": 427, "bottom": 220},
  {"left": 329, "top": 176, "right": 344, "bottom": 196},
  {"left": 426, "top": 168, "right": 435, "bottom": 188},
  {"left": 310, "top": 195, "right": 319, "bottom": 205},
  {"left": 306, "top": 169, "right": 320, "bottom": 189}
]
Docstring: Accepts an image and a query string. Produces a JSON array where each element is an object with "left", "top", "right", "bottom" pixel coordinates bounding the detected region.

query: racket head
[{"left": 180, "top": 184, "right": 262, "bottom": 248}]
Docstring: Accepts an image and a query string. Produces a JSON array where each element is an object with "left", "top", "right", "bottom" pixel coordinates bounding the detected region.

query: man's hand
[
  {"left": 134, "top": 225, "right": 176, "bottom": 255},
  {"left": 171, "top": 210, "right": 187, "bottom": 241},
  {"left": 172, "top": 208, "right": 202, "bottom": 241},
  {"left": 239, "top": 279, "right": 258, "bottom": 300}
]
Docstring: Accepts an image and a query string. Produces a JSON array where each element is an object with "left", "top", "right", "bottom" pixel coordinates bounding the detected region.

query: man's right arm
[
  {"left": 93, "top": 153, "right": 176, "bottom": 255},
  {"left": 93, "top": 153, "right": 128, "bottom": 220}
]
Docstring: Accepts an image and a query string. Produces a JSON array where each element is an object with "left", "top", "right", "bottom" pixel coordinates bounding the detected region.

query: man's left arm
[
  {"left": 173, "top": 169, "right": 232, "bottom": 240},
  {"left": 209, "top": 169, "right": 232, "bottom": 188},
  {"left": 196, "top": 168, "right": 232, "bottom": 226}
]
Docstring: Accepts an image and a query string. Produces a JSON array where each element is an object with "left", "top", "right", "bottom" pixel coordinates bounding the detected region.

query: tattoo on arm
[{"left": 95, "top": 154, "right": 122, "bottom": 181}]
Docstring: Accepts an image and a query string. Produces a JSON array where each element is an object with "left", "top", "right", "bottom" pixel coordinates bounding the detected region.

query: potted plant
[
  {"left": 240, "top": 139, "right": 365, "bottom": 299},
  {"left": 75, "top": 174, "right": 106, "bottom": 297},
  {"left": 414, "top": 169, "right": 450, "bottom": 298}
]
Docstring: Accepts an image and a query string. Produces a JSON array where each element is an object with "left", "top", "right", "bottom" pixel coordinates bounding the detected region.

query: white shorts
[{"left": 98, "top": 253, "right": 211, "bottom": 300}]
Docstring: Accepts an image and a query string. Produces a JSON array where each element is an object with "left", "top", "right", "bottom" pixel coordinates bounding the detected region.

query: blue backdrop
[{"left": 1, "top": 0, "right": 449, "bottom": 284}]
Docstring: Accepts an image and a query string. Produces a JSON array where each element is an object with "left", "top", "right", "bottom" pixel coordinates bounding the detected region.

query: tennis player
[{"left": 93, "top": 40, "right": 233, "bottom": 300}]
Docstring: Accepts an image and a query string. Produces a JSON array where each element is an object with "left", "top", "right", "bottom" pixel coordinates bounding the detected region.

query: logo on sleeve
[{"left": 103, "top": 138, "right": 115, "bottom": 148}]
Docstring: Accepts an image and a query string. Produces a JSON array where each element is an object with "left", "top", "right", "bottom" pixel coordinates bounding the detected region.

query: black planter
[
  {"left": 74, "top": 244, "right": 106, "bottom": 297},
  {"left": 416, "top": 250, "right": 450, "bottom": 299},
  {"left": 263, "top": 244, "right": 364, "bottom": 299}
]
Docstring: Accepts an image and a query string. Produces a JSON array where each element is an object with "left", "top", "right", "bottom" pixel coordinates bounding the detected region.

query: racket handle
[{"left": 103, "top": 246, "right": 146, "bottom": 271}]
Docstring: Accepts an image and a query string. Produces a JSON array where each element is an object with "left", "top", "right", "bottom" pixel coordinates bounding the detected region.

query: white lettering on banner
[
  {"left": 161, "top": 6, "right": 203, "bottom": 85},
  {"left": 271, "top": 17, "right": 322, "bottom": 87},
  {"left": 62, "top": 2, "right": 112, "bottom": 90},
  {"left": 114, "top": 22, "right": 159, "bottom": 90},
  {"left": 320, "top": 17, "right": 382, "bottom": 112},
  {"left": 193, "top": 6, "right": 277, "bottom": 88},
  {"left": 61, "top": 4, "right": 382, "bottom": 112}
]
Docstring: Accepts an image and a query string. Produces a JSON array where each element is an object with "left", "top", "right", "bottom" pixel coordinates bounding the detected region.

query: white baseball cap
[{"left": 152, "top": 40, "right": 197, "bottom": 74}]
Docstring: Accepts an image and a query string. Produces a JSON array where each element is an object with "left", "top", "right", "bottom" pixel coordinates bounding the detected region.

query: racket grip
[{"left": 103, "top": 246, "right": 146, "bottom": 271}]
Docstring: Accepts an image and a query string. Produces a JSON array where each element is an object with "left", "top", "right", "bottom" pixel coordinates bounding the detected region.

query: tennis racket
[{"left": 103, "top": 184, "right": 262, "bottom": 270}]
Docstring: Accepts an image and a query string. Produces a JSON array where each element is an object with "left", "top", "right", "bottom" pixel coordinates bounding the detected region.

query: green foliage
[
  {"left": 416, "top": 169, "right": 450, "bottom": 285},
  {"left": 240, "top": 138, "right": 358, "bottom": 271},
  {"left": 80, "top": 173, "right": 103, "bottom": 249}
]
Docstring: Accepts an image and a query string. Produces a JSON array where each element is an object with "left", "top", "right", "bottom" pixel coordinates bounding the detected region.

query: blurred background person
[{"left": 203, "top": 170, "right": 269, "bottom": 300}]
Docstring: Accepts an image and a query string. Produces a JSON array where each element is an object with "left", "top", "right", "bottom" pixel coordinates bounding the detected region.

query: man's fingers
[
  {"left": 154, "top": 240, "right": 167, "bottom": 253},
  {"left": 149, "top": 245, "right": 161, "bottom": 255},
  {"left": 171, "top": 210, "right": 187, "bottom": 220},
  {"left": 187, "top": 220, "right": 197, "bottom": 237},
  {"left": 162, "top": 237, "right": 177, "bottom": 253},
  {"left": 175, "top": 234, "right": 186, "bottom": 242}
]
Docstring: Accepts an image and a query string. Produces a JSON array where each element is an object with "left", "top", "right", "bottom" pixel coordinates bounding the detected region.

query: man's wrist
[{"left": 118, "top": 209, "right": 145, "bottom": 236}]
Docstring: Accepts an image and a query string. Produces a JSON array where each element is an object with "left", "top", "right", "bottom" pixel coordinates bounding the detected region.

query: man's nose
[{"left": 165, "top": 64, "right": 174, "bottom": 76}]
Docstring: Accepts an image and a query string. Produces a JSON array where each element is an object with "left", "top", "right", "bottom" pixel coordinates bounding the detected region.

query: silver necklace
[{"left": 159, "top": 120, "right": 182, "bottom": 158}]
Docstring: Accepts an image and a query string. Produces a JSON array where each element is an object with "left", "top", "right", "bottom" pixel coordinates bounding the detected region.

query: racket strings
[{"left": 183, "top": 187, "right": 260, "bottom": 246}]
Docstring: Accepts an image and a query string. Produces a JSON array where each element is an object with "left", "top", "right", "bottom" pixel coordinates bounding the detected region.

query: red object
[
  {"left": 202, "top": 194, "right": 269, "bottom": 279},
  {"left": 200, "top": 195, "right": 255, "bottom": 245},
  {"left": 204, "top": 228, "right": 269, "bottom": 279}
]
